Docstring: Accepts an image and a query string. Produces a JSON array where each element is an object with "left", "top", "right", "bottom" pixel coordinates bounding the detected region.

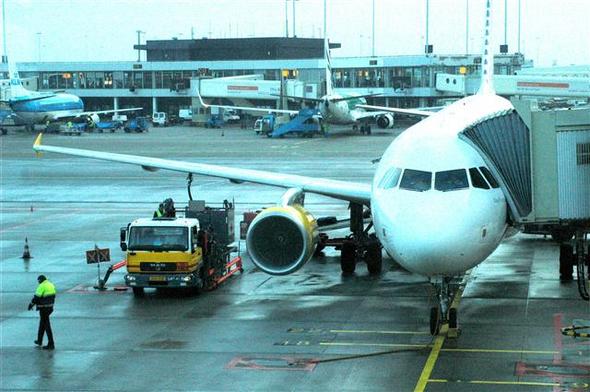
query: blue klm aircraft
[{"left": 2, "top": 61, "right": 141, "bottom": 133}]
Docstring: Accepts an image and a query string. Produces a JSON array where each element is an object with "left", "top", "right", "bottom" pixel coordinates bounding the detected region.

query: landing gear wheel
[
  {"left": 365, "top": 241, "right": 382, "bottom": 275},
  {"left": 430, "top": 307, "right": 441, "bottom": 335},
  {"left": 340, "top": 240, "right": 356, "bottom": 274},
  {"left": 366, "top": 126, "right": 372, "bottom": 135},
  {"left": 448, "top": 308, "right": 458, "bottom": 329},
  {"left": 132, "top": 287, "right": 145, "bottom": 297}
]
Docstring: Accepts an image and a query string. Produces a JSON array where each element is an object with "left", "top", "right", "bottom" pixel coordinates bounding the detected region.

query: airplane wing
[
  {"left": 56, "top": 107, "right": 144, "bottom": 120},
  {"left": 33, "top": 134, "right": 371, "bottom": 204},
  {"left": 356, "top": 104, "right": 434, "bottom": 117},
  {"left": 198, "top": 91, "right": 299, "bottom": 115},
  {"left": 350, "top": 110, "right": 393, "bottom": 121}
]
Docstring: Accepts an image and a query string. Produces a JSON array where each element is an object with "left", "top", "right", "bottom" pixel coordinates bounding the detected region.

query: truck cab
[{"left": 121, "top": 217, "right": 203, "bottom": 295}]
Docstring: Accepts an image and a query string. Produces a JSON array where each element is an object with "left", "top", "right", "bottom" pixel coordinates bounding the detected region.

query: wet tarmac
[{"left": 1, "top": 125, "right": 589, "bottom": 391}]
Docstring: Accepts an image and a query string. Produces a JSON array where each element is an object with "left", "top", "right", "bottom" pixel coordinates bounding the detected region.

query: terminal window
[{"left": 577, "top": 142, "right": 590, "bottom": 165}]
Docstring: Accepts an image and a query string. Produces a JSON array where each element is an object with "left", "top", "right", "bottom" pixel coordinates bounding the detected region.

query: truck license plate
[{"left": 149, "top": 275, "right": 166, "bottom": 282}]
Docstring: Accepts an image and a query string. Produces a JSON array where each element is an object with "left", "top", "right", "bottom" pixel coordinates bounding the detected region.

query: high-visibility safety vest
[{"left": 33, "top": 280, "right": 56, "bottom": 308}]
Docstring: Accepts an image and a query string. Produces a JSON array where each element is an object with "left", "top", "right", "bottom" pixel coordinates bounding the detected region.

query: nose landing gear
[{"left": 429, "top": 276, "right": 461, "bottom": 335}]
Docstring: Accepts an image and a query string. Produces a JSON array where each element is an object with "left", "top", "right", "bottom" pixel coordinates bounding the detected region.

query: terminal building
[{"left": 1, "top": 37, "right": 531, "bottom": 116}]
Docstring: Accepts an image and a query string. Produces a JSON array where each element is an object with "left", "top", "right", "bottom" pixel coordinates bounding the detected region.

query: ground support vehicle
[
  {"left": 205, "top": 115, "right": 224, "bottom": 128},
  {"left": 120, "top": 199, "right": 240, "bottom": 296},
  {"left": 124, "top": 117, "right": 149, "bottom": 133},
  {"left": 94, "top": 121, "right": 123, "bottom": 133},
  {"left": 268, "top": 108, "right": 323, "bottom": 138},
  {"left": 152, "top": 112, "right": 168, "bottom": 127}
]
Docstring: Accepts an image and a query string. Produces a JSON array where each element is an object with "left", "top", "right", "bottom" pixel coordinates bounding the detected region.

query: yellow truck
[{"left": 119, "top": 201, "right": 240, "bottom": 296}]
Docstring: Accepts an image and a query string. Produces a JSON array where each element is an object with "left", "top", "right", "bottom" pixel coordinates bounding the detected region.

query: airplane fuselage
[
  {"left": 371, "top": 93, "right": 513, "bottom": 276},
  {"left": 10, "top": 93, "right": 84, "bottom": 125},
  {"left": 320, "top": 93, "right": 367, "bottom": 125}
]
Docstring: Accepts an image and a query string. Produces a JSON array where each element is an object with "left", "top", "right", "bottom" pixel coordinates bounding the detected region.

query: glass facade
[{"left": 31, "top": 54, "right": 524, "bottom": 95}]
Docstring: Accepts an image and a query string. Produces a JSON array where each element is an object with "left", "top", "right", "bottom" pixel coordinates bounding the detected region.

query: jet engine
[
  {"left": 246, "top": 203, "right": 318, "bottom": 275},
  {"left": 376, "top": 113, "right": 394, "bottom": 128}
]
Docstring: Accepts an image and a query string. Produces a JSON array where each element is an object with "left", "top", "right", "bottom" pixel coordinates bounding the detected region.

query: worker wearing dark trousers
[{"left": 28, "top": 275, "right": 56, "bottom": 350}]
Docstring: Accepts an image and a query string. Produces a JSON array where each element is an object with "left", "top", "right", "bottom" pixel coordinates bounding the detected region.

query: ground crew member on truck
[
  {"left": 154, "top": 203, "right": 165, "bottom": 218},
  {"left": 28, "top": 275, "right": 56, "bottom": 350}
]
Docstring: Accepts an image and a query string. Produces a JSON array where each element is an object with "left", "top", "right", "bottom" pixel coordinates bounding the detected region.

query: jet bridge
[
  {"left": 459, "top": 99, "right": 590, "bottom": 298},
  {"left": 459, "top": 99, "right": 590, "bottom": 226}
]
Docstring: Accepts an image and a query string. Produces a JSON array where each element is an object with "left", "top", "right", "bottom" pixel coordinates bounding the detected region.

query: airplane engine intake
[
  {"left": 246, "top": 205, "right": 318, "bottom": 275},
  {"left": 376, "top": 113, "right": 394, "bottom": 129}
]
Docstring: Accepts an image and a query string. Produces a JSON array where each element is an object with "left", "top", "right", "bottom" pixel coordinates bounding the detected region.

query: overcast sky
[{"left": 4, "top": 0, "right": 590, "bottom": 67}]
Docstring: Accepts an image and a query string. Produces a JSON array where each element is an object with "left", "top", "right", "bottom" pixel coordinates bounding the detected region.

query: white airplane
[
  {"left": 2, "top": 61, "right": 142, "bottom": 132},
  {"left": 197, "top": 39, "right": 431, "bottom": 134},
  {"left": 34, "top": 0, "right": 515, "bottom": 334}
]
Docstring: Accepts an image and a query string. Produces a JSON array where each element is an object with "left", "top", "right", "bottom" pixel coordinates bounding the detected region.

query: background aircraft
[
  {"left": 34, "top": 1, "right": 524, "bottom": 334},
  {"left": 197, "top": 39, "right": 431, "bottom": 134},
  {"left": 1, "top": 61, "right": 141, "bottom": 132}
]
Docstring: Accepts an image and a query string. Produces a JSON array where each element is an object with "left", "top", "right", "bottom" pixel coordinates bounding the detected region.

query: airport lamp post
[
  {"left": 371, "top": 0, "right": 375, "bottom": 57},
  {"left": 136, "top": 30, "right": 145, "bottom": 62},
  {"left": 36, "top": 32, "right": 41, "bottom": 62},
  {"left": 1, "top": 0, "right": 7, "bottom": 63},
  {"left": 284, "top": 0, "right": 289, "bottom": 37}
]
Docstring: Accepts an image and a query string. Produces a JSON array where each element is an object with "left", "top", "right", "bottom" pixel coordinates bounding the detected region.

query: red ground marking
[{"left": 226, "top": 356, "right": 317, "bottom": 371}]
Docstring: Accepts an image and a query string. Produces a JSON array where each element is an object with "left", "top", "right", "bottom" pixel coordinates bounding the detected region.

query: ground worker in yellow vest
[{"left": 28, "top": 275, "right": 56, "bottom": 350}]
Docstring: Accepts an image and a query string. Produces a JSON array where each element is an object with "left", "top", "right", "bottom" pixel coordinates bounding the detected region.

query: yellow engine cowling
[{"left": 246, "top": 205, "right": 318, "bottom": 275}]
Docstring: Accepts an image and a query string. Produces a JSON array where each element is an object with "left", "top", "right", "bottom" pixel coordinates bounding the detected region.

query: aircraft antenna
[{"left": 477, "top": 0, "right": 495, "bottom": 95}]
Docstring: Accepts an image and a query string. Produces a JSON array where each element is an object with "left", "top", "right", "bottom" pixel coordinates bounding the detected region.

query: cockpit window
[
  {"left": 469, "top": 167, "right": 490, "bottom": 189},
  {"left": 399, "top": 169, "right": 432, "bottom": 192},
  {"left": 378, "top": 167, "right": 402, "bottom": 189},
  {"left": 434, "top": 169, "right": 469, "bottom": 191},
  {"left": 479, "top": 166, "right": 500, "bottom": 188}
]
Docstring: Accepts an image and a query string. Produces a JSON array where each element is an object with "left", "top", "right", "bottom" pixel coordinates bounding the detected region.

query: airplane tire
[
  {"left": 365, "top": 241, "right": 382, "bottom": 275},
  {"left": 340, "top": 240, "right": 356, "bottom": 274},
  {"left": 366, "top": 126, "right": 372, "bottom": 135},
  {"left": 132, "top": 287, "right": 145, "bottom": 297},
  {"left": 448, "top": 308, "right": 458, "bottom": 329},
  {"left": 1, "top": 128, "right": 6, "bottom": 135},
  {"left": 559, "top": 243, "right": 574, "bottom": 282},
  {"left": 430, "top": 307, "right": 440, "bottom": 335}
]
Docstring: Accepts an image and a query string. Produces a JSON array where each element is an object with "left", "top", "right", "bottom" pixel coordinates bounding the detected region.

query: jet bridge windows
[
  {"left": 434, "top": 169, "right": 469, "bottom": 192},
  {"left": 399, "top": 169, "right": 432, "bottom": 192},
  {"left": 378, "top": 167, "right": 402, "bottom": 189}
]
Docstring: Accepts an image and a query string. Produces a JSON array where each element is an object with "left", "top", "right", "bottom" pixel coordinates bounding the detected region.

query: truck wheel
[{"left": 132, "top": 287, "right": 144, "bottom": 297}]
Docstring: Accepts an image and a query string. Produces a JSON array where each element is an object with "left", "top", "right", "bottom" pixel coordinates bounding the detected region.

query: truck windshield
[{"left": 128, "top": 226, "right": 188, "bottom": 251}]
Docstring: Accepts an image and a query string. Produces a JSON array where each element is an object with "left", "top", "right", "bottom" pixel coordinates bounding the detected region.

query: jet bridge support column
[
  {"left": 152, "top": 97, "right": 158, "bottom": 115},
  {"left": 113, "top": 97, "right": 119, "bottom": 111}
]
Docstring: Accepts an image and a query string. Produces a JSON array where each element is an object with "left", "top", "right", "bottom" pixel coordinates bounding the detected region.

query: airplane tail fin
[
  {"left": 477, "top": 0, "right": 495, "bottom": 95},
  {"left": 7, "top": 61, "right": 33, "bottom": 101},
  {"left": 324, "top": 37, "right": 333, "bottom": 95}
]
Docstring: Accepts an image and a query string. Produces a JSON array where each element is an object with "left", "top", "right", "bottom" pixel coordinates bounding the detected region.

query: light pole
[
  {"left": 465, "top": 0, "right": 469, "bottom": 54},
  {"left": 36, "top": 32, "right": 41, "bottom": 62},
  {"left": 1, "top": 0, "right": 7, "bottom": 63},
  {"left": 292, "top": 0, "right": 298, "bottom": 37},
  {"left": 371, "top": 0, "right": 375, "bottom": 56},
  {"left": 285, "top": 0, "right": 289, "bottom": 37},
  {"left": 136, "top": 30, "right": 145, "bottom": 62},
  {"left": 425, "top": 0, "right": 430, "bottom": 54}
]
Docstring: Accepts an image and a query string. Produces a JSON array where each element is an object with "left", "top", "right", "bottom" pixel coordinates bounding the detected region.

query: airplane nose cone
[{"left": 376, "top": 191, "right": 501, "bottom": 276}]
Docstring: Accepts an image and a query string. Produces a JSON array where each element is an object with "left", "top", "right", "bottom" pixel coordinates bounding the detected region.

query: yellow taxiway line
[{"left": 429, "top": 379, "right": 561, "bottom": 387}]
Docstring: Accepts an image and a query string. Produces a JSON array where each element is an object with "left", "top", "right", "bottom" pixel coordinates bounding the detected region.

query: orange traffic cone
[{"left": 21, "top": 237, "right": 33, "bottom": 259}]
